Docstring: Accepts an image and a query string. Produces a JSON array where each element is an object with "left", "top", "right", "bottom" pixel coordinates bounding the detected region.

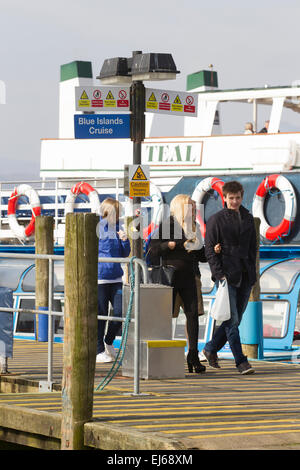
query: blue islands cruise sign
[{"left": 74, "top": 114, "right": 130, "bottom": 139}]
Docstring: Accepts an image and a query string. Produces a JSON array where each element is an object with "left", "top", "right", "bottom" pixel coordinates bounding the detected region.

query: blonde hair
[
  {"left": 100, "top": 198, "right": 120, "bottom": 225},
  {"left": 170, "top": 194, "right": 202, "bottom": 251},
  {"left": 170, "top": 194, "right": 195, "bottom": 232}
]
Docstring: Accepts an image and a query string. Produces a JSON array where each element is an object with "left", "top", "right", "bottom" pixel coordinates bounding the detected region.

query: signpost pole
[{"left": 130, "top": 77, "right": 145, "bottom": 259}]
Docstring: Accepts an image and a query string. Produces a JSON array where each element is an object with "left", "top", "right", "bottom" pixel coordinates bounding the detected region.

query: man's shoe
[
  {"left": 237, "top": 361, "right": 255, "bottom": 375},
  {"left": 96, "top": 351, "right": 113, "bottom": 363},
  {"left": 203, "top": 349, "right": 221, "bottom": 369}
]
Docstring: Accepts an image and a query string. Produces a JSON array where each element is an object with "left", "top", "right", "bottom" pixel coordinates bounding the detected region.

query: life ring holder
[
  {"left": 65, "top": 182, "right": 101, "bottom": 216},
  {"left": 192, "top": 177, "right": 225, "bottom": 238},
  {"left": 252, "top": 174, "right": 297, "bottom": 242},
  {"left": 7, "top": 184, "right": 41, "bottom": 239}
]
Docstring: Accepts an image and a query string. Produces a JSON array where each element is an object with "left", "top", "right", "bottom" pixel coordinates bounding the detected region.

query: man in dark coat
[{"left": 203, "top": 181, "right": 257, "bottom": 374}]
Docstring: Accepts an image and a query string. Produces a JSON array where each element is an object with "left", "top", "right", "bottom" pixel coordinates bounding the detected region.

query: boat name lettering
[{"left": 144, "top": 143, "right": 202, "bottom": 165}]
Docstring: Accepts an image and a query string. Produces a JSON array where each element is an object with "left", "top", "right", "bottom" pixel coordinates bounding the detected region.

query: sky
[{"left": 0, "top": 0, "right": 300, "bottom": 180}]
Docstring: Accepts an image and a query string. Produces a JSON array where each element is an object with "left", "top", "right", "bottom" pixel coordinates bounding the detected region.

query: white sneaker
[
  {"left": 0, "top": 356, "right": 8, "bottom": 374},
  {"left": 96, "top": 351, "right": 113, "bottom": 363},
  {"left": 105, "top": 343, "right": 117, "bottom": 359}
]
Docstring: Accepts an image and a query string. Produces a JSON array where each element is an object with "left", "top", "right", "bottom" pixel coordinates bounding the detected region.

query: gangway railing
[{"left": 0, "top": 252, "right": 148, "bottom": 395}]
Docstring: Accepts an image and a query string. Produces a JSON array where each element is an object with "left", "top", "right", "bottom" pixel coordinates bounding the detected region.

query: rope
[{"left": 94, "top": 256, "right": 136, "bottom": 391}]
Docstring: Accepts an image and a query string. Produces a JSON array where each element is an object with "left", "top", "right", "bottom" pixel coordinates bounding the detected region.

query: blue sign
[{"left": 74, "top": 114, "right": 130, "bottom": 139}]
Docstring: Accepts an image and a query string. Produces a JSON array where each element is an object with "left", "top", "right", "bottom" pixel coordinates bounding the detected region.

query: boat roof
[{"left": 196, "top": 85, "right": 300, "bottom": 113}]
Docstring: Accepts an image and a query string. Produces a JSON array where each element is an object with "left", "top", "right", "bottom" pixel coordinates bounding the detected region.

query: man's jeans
[{"left": 204, "top": 274, "right": 252, "bottom": 367}]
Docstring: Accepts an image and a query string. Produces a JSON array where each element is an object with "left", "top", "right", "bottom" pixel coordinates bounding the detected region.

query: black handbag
[{"left": 149, "top": 258, "right": 176, "bottom": 286}]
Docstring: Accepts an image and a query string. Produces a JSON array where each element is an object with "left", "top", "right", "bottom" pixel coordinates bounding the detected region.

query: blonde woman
[
  {"left": 149, "top": 194, "right": 206, "bottom": 373},
  {"left": 96, "top": 198, "right": 130, "bottom": 363}
]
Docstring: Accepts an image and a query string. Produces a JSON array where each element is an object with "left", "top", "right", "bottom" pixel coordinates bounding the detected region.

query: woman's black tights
[{"left": 173, "top": 284, "right": 199, "bottom": 351}]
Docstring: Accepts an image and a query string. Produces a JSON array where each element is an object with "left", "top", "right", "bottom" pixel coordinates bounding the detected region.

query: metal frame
[{"left": 0, "top": 252, "right": 148, "bottom": 395}]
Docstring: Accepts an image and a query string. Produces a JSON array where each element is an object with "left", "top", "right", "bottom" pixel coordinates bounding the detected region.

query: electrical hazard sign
[
  {"left": 145, "top": 88, "right": 198, "bottom": 117},
  {"left": 128, "top": 164, "right": 150, "bottom": 197}
]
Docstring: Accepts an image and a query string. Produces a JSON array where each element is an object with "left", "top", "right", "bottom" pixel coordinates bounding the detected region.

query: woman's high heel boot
[{"left": 187, "top": 349, "right": 206, "bottom": 373}]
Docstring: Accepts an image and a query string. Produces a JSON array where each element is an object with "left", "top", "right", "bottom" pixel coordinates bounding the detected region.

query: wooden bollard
[
  {"left": 241, "top": 217, "right": 262, "bottom": 359},
  {"left": 61, "top": 213, "right": 98, "bottom": 450},
  {"left": 35, "top": 216, "right": 54, "bottom": 340}
]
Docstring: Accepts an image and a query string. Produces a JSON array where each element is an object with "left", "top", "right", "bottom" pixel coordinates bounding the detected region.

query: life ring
[
  {"left": 252, "top": 174, "right": 297, "bottom": 241},
  {"left": 142, "top": 183, "right": 164, "bottom": 240},
  {"left": 65, "top": 182, "right": 100, "bottom": 215},
  {"left": 7, "top": 184, "right": 41, "bottom": 239},
  {"left": 192, "top": 177, "right": 225, "bottom": 238}
]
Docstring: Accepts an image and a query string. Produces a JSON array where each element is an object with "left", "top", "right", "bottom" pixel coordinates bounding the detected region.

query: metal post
[
  {"left": 133, "top": 260, "right": 141, "bottom": 395},
  {"left": 253, "top": 99, "right": 257, "bottom": 133},
  {"left": 47, "top": 257, "right": 54, "bottom": 385}
]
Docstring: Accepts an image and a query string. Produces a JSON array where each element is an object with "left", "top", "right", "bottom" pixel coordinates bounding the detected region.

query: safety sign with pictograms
[
  {"left": 128, "top": 164, "right": 150, "bottom": 197},
  {"left": 145, "top": 88, "right": 198, "bottom": 117},
  {"left": 75, "top": 86, "right": 130, "bottom": 111}
]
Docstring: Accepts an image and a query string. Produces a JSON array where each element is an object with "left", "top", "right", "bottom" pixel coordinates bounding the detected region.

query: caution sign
[
  {"left": 128, "top": 164, "right": 150, "bottom": 197},
  {"left": 172, "top": 95, "right": 183, "bottom": 112},
  {"left": 146, "top": 92, "right": 158, "bottom": 111},
  {"left": 104, "top": 90, "right": 116, "bottom": 108},
  {"left": 78, "top": 90, "right": 90, "bottom": 107}
]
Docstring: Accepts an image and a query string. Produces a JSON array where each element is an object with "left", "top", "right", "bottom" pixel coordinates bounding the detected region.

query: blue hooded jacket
[{"left": 98, "top": 218, "right": 131, "bottom": 281}]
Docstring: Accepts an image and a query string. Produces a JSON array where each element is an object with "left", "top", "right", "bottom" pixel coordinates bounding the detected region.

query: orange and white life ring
[
  {"left": 7, "top": 184, "right": 41, "bottom": 239},
  {"left": 252, "top": 174, "right": 297, "bottom": 241},
  {"left": 192, "top": 177, "right": 225, "bottom": 238},
  {"left": 65, "top": 182, "right": 100, "bottom": 215}
]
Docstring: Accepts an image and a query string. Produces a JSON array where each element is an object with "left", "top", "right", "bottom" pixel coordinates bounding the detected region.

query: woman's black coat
[{"left": 149, "top": 216, "right": 206, "bottom": 288}]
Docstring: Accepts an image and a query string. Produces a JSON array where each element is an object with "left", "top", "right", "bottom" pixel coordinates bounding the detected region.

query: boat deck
[{"left": 1, "top": 339, "right": 300, "bottom": 450}]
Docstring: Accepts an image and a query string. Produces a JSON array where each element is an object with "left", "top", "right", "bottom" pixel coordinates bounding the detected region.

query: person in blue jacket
[{"left": 96, "top": 198, "right": 131, "bottom": 363}]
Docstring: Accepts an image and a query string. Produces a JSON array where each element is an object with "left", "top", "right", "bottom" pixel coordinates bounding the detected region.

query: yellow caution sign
[
  {"left": 132, "top": 165, "right": 148, "bottom": 180},
  {"left": 148, "top": 92, "right": 157, "bottom": 101},
  {"left": 146, "top": 91, "right": 158, "bottom": 110},
  {"left": 128, "top": 164, "right": 150, "bottom": 197},
  {"left": 104, "top": 90, "right": 116, "bottom": 107},
  {"left": 78, "top": 89, "right": 90, "bottom": 107},
  {"left": 129, "top": 181, "right": 150, "bottom": 197},
  {"left": 172, "top": 94, "right": 183, "bottom": 112}
]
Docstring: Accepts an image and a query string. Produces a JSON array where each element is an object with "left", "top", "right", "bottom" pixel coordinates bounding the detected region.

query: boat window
[
  {"left": 15, "top": 298, "right": 64, "bottom": 335},
  {"left": 22, "top": 261, "right": 64, "bottom": 292},
  {"left": 15, "top": 298, "right": 35, "bottom": 333},
  {"left": 0, "top": 259, "right": 34, "bottom": 290},
  {"left": 262, "top": 300, "right": 290, "bottom": 338},
  {"left": 260, "top": 259, "right": 300, "bottom": 293}
]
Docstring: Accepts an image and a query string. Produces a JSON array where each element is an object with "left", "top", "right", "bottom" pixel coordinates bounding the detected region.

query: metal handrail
[{"left": 0, "top": 252, "right": 148, "bottom": 394}]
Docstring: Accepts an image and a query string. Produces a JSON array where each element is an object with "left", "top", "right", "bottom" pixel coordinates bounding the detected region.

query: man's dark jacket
[{"left": 205, "top": 205, "right": 257, "bottom": 286}]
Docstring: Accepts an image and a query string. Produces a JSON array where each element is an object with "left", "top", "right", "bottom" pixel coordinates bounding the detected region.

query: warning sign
[
  {"left": 146, "top": 92, "right": 158, "bottom": 111},
  {"left": 104, "top": 90, "right": 116, "bottom": 108},
  {"left": 145, "top": 88, "right": 198, "bottom": 117},
  {"left": 78, "top": 90, "right": 90, "bottom": 107},
  {"left": 132, "top": 165, "right": 148, "bottom": 180},
  {"left": 75, "top": 86, "right": 130, "bottom": 111},
  {"left": 128, "top": 164, "right": 150, "bottom": 197}
]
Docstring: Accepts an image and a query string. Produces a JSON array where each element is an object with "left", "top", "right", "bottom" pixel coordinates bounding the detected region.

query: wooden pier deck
[{"left": 1, "top": 339, "right": 300, "bottom": 450}]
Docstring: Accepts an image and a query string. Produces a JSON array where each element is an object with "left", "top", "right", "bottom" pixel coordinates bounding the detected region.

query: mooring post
[
  {"left": 240, "top": 217, "right": 263, "bottom": 359},
  {"left": 35, "top": 216, "right": 54, "bottom": 341},
  {"left": 61, "top": 213, "right": 98, "bottom": 450}
]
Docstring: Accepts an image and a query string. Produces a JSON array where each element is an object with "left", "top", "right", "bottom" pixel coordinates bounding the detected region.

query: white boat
[{"left": 1, "top": 60, "right": 300, "bottom": 246}]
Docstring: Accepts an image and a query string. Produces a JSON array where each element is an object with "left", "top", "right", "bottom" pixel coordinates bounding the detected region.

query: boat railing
[
  {"left": 0, "top": 251, "right": 148, "bottom": 394},
  {"left": 0, "top": 177, "right": 127, "bottom": 245}
]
